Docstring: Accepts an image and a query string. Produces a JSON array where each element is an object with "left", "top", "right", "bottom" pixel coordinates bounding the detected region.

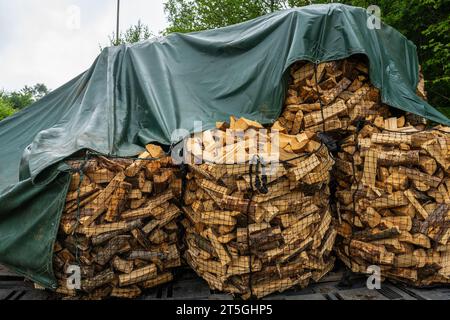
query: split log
[
  {"left": 287, "top": 57, "right": 450, "bottom": 286},
  {"left": 334, "top": 117, "right": 450, "bottom": 286},
  {"left": 183, "top": 117, "right": 335, "bottom": 299},
  {"left": 54, "top": 148, "right": 181, "bottom": 299}
]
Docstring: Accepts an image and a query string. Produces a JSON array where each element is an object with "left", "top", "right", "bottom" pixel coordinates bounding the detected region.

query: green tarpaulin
[{"left": 0, "top": 4, "right": 448, "bottom": 288}]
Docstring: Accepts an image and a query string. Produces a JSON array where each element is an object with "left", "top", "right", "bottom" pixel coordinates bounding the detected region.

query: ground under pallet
[{"left": 1, "top": 265, "right": 449, "bottom": 300}]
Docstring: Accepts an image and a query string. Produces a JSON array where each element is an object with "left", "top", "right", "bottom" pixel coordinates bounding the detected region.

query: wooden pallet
[
  {"left": 0, "top": 267, "right": 50, "bottom": 300},
  {"left": 1, "top": 265, "right": 449, "bottom": 300}
]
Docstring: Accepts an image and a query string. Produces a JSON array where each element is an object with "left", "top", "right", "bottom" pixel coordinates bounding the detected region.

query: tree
[
  {"left": 165, "top": 0, "right": 264, "bottom": 33},
  {"left": 0, "top": 98, "right": 15, "bottom": 121},
  {"left": 386, "top": 0, "right": 449, "bottom": 118},
  {"left": 1, "top": 83, "right": 50, "bottom": 110},
  {"left": 108, "top": 20, "right": 153, "bottom": 46},
  {"left": 163, "top": 1, "right": 338, "bottom": 33},
  {"left": 352, "top": 0, "right": 449, "bottom": 117},
  {"left": 3, "top": 90, "right": 33, "bottom": 111},
  {"left": 163, "top": 0, "right": 450, "bottom": 117},
  {"left": 23, "top": 83, "right": 50, "bottom": 101},
  {"left": 0, "top": 83, "right": 50, "bottom": 121},
  {"left": 164, "top": 0, "right": 305, "bottom": 33}
]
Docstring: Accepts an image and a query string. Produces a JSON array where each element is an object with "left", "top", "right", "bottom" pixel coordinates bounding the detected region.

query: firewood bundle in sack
[
  {"left": 279, "top": 55, "right": 450, "bottom": 286},
  {"left": 54, "top": 145, "right": 183, "bottom": 299},
  {"left": 276, "top": 55, "right": 427, "bottom": 136},
  {"left": 334, "top": 125, "right": 450, "bottom": 285},
  {"left": 181, "top": 117, "right": 337, "bottom": 299}
]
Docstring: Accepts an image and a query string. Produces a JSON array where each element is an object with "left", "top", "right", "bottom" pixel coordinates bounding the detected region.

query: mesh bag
[
  {"left": 278, "top": 55, "right": 427, "bottom": 137},
  {"left": 279, "top": 55, "right": 450, "bottom": 286},
  {"left": 181, "top": 122, "right": 336, "bottom": 299},
  {"left": 54, "top": 147, "right": 183, "bottom": 299},
  {"left": 334, "top": 125, "right": 450, "bottom": 286}
]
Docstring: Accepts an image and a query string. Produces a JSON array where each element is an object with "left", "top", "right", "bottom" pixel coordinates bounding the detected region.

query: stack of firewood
[
  {"left": 275, "top": 56, "right": 427, "bottom": 135},
  {"left": 334, "top": 124, "right": 450, "bottom": 285},
  {"left": 51, "top": 54, "right": 449, "bottom": 298},
  {"left": 54, "top": 145, "right": 182, "bottom": 299},
  {"left": 181, "top": 117, "right": 337, "bottom": 299},
  {"left": 277, "top": 56, "right": 449, "bottom": 286}
]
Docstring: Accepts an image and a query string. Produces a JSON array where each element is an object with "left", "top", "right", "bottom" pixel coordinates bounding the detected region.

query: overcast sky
[{"left": 0, "top": 0, "right": 168, "bottom": 91}]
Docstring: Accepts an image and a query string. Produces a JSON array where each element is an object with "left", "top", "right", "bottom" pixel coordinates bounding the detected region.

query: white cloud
[{"left": 0, "top": 0, "right": 168, "bottom": 91}]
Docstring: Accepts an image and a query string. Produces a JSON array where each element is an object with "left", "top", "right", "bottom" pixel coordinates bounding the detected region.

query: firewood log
[
  {"left": 278, "top": 57, "right": 426, "bottom": 137},
  {"left": 183, "top": 117, "right": 336, "bottom": 299},
  {"left": 334, "top": 124, "right": 450, "bottom": 286},
  {"left": 282, "top": 56, "right": 449, "bottom": 286},
  {"left": 54, "top": 147, "right": 182, "bottom": 299}
]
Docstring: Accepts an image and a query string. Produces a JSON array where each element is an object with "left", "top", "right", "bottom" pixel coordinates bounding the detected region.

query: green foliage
[
  {"left": 164, "top": 0, "right": 267, "bottom": 33},
  {"left": 5, "top": 91, "right": 33, "bottom": 111},
  {"left": 163, "top": 0, "right": 335, "bottom": 33},
  {"left": 417, "top": 1, "right": 449, "bottom": 117},
  {"left": 163, "top": 0, "right": 450, "bottom": 118},
  {"left": 109, "top": 20, "right": 153, "bottom": 46},
  {"left": 366, "top": 0, "right": 450, "bottom": 118},
  {"left": 0, "top": 83, "right": 50, "bottom": 121},
  {"left": 22, "top": 83, "right": 50, "bottom": 101},
  {"left": 1, "top": 83, "right": 49, "bottom": 110},
  {"left": 0, "top": 98, "right": 16, "bottom": 121}
]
